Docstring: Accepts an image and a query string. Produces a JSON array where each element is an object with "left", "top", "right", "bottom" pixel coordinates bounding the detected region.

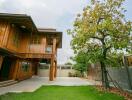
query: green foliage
[
  {"left": 68, "top": 0, "right": 132, "bottom": 66},
  {"left": 72, "top": 51, "right": 89, "bottom": 74},
  {"left": 65, "top": 62, "right": 73, "bottom": 65}
]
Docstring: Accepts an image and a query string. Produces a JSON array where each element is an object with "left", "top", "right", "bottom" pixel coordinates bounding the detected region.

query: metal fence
[{"left": 87, "top": 63, "right": 132, "bottom": 91}]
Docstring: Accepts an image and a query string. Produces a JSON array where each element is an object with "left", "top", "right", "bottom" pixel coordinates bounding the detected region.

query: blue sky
[{"left": 0, "top": 0, "right": 131, "bottom": 64}]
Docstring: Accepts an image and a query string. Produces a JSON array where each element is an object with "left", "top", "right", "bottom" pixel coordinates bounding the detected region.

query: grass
[{"left": 0, "top": 86, "right": 125, "bottom": 100}]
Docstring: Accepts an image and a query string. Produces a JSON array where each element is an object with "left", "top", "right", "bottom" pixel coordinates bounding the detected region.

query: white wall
[
  {"left": 57, "top": 68, "right": 75, "bottom": 77},
  {"left": 37, "top": 65, "right": 75, "bottom": 77},
  {"left": 37, "top": 69, "right": 49, "bottom": 77}
]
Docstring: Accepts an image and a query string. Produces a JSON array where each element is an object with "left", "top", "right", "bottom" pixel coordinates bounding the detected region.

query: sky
[{"left": 0, "top": 0, "right": 131, "bottom": 64}]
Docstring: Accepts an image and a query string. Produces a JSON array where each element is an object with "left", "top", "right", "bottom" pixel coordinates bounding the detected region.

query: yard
[{"left": 0, "top": 86, "right": 124, "bottom": 100}]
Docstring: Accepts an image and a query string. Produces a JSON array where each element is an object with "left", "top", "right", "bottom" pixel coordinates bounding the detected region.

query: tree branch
[
  {"left": 97, "top": 17, "right": 104, "bottom": 25},
  {"left": 106, "top": 45, "right": 112, "bottom": 51},
  {"left": 91, "top": 36, "right": 102, "bottom": 41}
]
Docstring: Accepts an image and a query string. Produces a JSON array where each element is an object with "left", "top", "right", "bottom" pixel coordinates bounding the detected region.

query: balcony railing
[{"left": 20, "top": 53, "right": 53, "bottom": 59}]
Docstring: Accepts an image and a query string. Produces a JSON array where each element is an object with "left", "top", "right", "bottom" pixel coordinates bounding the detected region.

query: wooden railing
[{"left": 20, "top": 53, "right": 53, "bottom": 59}]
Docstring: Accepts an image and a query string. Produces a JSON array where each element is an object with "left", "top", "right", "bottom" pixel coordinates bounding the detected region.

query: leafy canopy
[{"left": 68, "top": 0, "right": 132, "bottom": 66}]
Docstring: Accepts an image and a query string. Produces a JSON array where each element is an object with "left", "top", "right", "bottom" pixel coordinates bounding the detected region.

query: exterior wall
[
  {"left": 0, "top": 21, "right": 10, "bottom": 47},
  {"left": 6, "top": 25, "right": 20, "bottom": 52},
  {"left": 19, "top": 33, "right": 30, "bottom": 53},
  {"left": 0, "top": 21, "right": 21, "bottom": 52},
  {"left": 16, "top": 59, "right": 33, "bottom": 81},
  {"left": 9, "top": 59, "right": 19, "bottom": 80},
  {"left": 8, "top": 59, "right": 33, "bottom": 81},
  {"left": 29, "top": 35, "right": 46, "bottom": 53}
]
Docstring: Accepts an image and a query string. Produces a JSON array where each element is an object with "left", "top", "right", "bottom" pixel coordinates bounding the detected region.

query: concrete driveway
[{"left": 0, "top": 76, "right": 98, "bottom": 95}]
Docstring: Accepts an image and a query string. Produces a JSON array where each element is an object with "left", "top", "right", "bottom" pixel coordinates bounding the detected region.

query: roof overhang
[{"left": 0, "top": 13, "right": 38, "bottom": 33}]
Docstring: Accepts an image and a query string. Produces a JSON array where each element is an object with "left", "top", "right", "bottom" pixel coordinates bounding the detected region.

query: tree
[
  {"left": 72, "top": 51, "right": 89, "bottom": 76},
  {"left": 65, "top": 62, "right": 73, "bottom": 65},
  {"left": 68, "top": 0, "right": 131, "bottom": 89}
]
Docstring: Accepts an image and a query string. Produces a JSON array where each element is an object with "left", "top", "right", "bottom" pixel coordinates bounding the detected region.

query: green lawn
[{"left": 0, "top": 86, "right": 124, "bottom": 100}]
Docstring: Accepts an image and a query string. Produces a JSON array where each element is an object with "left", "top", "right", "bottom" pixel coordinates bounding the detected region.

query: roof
[
  {"left": 38, "top": 28, "right": 57, "bottom": 32},
  {"left": 0, "top": 13, "right": 38, "bottom": 32},
  {"left": 0, "top": 13, "right": 63, "bottom": 48}
]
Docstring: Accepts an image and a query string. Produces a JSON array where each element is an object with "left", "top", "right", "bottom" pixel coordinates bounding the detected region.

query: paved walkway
[{"left": 0, "top": 76, "right": 98, "bottom": 95}]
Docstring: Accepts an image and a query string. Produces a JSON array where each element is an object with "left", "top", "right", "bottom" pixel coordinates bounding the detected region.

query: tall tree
[{"left": 68, "top": 0, "right": 131, "bottom": 89}]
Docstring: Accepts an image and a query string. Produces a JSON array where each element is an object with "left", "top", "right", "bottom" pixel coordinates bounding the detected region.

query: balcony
[
  {"left": 20, "top": 53, "right": 53, "bottom": 59},
  {"left": 19, "top": 45, "right": 55, "bottom": 59}
]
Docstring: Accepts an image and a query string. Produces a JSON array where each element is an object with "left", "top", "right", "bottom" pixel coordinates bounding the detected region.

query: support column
[
  {"left": 49, "top": 58, "right": 55, "bottom": 81},
  {"left": 54, "top": 61, "right": 57, "bottom": 78},
  {"left": 49, "top": 37, "right": 57, "bottom": 81}
]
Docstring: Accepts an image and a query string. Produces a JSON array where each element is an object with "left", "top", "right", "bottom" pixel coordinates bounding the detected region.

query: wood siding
[{"left": 0, "top": 21, "right": 21, "bottom": 52}]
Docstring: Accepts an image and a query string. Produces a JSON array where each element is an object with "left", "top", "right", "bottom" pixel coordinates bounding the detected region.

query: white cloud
[{"left": 0, "top": 0, "right": 89, "bottom": 64}]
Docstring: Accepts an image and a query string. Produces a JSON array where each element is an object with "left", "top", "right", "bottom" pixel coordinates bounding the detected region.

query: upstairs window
[
  {"left": 45, "top": 45, "right": 52, "bottom": 53},
  {"left": 31, "top": 35, "right": 41, "bottom": 44}
]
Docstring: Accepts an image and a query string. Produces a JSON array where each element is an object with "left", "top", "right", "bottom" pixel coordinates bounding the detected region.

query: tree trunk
[
  {"left": 100, "top": 61, "right": 110, "bottom": 89},
  {"left": 100, "top": 61, "right": 105, "bottom": 86}
]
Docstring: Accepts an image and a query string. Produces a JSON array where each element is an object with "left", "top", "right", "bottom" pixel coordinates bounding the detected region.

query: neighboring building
[{"left": 0, "top": 13, "right": 62, "bottom": 82}]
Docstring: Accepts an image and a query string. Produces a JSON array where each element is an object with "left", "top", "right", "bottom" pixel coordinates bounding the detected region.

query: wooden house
[{"left": 0, "top": 13, "right": 62, "bottom": 83}]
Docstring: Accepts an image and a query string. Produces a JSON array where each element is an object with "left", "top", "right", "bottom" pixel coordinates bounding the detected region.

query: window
[
  {"left": 31, "top": 35, "right": 41, "bottom": 44},
  {"left": 45, "top": 45, "right": 52, "bottom": 53},
  {"left": 21, "top": 62, "right": 30, "bottom": 72}
]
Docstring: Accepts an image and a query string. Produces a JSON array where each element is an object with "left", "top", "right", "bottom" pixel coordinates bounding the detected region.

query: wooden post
[
  {"left": 53, "top": 38, "right": 56, "bottom": 54},
  {"left": 54, "top": 61, "right": 57, "bottom": 78},
  {"left": 49, "top": 38, "right": 57, "bottom": 81},
  {"left": 49, "top": 58, "right": 54, "bottom": 81}
]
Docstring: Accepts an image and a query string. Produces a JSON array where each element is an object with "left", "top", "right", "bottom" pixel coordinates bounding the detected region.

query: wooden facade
[{"left": 0, "top": 13, "right": 62, "bottom": 81}]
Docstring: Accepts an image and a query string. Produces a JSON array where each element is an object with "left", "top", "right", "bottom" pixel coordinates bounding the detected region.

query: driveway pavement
[{"left": 0, "top": 76, "right": 98, "bottom": 95}]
